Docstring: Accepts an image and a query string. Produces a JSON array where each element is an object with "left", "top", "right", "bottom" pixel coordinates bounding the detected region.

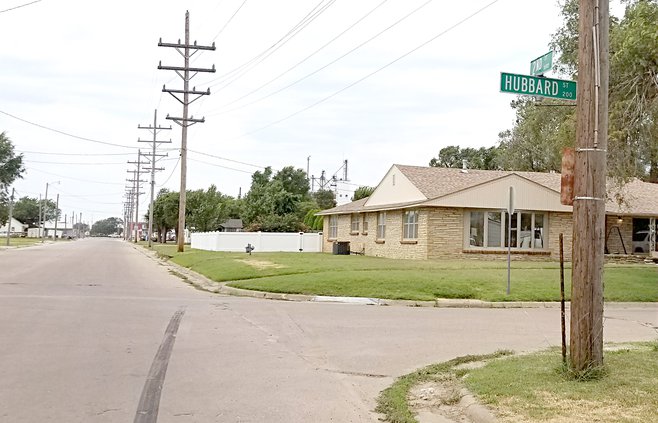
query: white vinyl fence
[{"left": 191, "top": 231, "right": 323, "bottom": 253}]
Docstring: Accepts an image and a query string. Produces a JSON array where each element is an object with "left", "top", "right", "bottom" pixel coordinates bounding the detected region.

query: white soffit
[
  {"left": 422, "top": 173, "right": 573, "bottom": 212},
  {"left": 365, "top": 165, "right": 426, "bottom": 207}
]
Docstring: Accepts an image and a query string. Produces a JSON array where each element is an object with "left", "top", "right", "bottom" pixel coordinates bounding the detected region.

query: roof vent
[{"left": 460, "top": 159, "right": 468, "bottom": 173}]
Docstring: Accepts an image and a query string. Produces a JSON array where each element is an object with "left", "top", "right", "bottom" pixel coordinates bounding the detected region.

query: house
[
  {"left": 317, "top": 164, "right": 658, "bottom": 260},
  {"left": 0, "top": 218, "right": 27, "bottom": 237},
  {"left": 219, "top": 218, "right": 243, "bottom": 232}
]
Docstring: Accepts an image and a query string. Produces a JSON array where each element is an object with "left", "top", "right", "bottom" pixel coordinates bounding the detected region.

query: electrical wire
[
  {"left": 17, "top": 150, "right": 134, "bottom": 157},
  {"left": 27, "top": 167, "right": 126, "bottom": 185},
  {"left": 157, "top": 157, "right": 180, "bottom": 187},
  {"left": 187, "top": 149, "right": 265, "bottom": 169},
  {"left": 223, "top": 0, "right": 501, "bottom": 141},
  {"left": 209, "top": 0, "right": 249, "bottom": 43},
  {"left": 24, "top": 160, "right": 127, "bottom": 165},
  {"left": 187, "top": 157, "right": 254, "bottom": 174},
  {"left": 0, "top": 110, "right": 138, "bottom": 150},
  {"left": 0, "top": 0, "right": 41, "bottom": 14},
  {"left": 205, "top": 0, "right": 336, "bottom": 88}
]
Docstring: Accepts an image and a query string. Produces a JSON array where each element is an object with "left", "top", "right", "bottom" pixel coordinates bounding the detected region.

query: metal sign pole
[{"left": 507, "top": 186, "right": 514, "bottom": 295}]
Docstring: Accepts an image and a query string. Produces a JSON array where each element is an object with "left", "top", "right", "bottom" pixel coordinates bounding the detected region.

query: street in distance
[{"left": 500, "top": 72, "right": 577, "bottom": 101}]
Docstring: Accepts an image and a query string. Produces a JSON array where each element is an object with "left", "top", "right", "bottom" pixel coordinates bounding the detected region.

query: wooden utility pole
[
  {"left": 139, "top": 109, "right": 171, "bottom": 248},
  {"left": 570, "top": 0, "right": 609, "bottom": 372},
  {"left": 158, "top": 10, "right": 215, "bottom": 252},
  {"left": 5, "top": 188, "right": 14, "bottom": 246}
]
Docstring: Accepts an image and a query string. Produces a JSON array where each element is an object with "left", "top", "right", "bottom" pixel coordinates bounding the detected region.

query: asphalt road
[{"left": 1, "top": 239, "right": 656, "bottom": 422}]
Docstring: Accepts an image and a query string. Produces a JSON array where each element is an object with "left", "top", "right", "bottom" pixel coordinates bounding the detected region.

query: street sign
[
  {"left": 500, "top": 72, "right": 577, "bottom": 101},
  {"left": 530, "top": 51, "right": 553, "bottom": 76}
]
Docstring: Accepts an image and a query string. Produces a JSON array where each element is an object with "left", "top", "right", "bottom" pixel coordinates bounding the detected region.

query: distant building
[
  {"left": 0, "top": 218, "right": 27, "bottom": 237},
  {"left": 219, "top": 219, "right": 243, "bottom": 232}
]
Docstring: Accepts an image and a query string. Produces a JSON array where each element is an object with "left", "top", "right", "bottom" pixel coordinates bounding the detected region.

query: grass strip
[
  {"left": 465, "top": 343, "right": 658, "bottom": 422},
  {"left": 375, "top": 350, "right": 514, "bottom": 423}
]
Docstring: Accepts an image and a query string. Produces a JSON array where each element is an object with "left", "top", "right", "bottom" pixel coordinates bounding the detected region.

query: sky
[{"left": 1, "top": 0, "right": 626, "bottom": 226}]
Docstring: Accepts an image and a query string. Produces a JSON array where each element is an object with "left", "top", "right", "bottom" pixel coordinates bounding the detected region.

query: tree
[
  {"left": 0, "top": 132, "right": 25, "bottom": 224},
  {"left": 352, "top": 186, "right": 375, "bottom": 201},
  {"left": 541, "top": 0, "right": 658, "bottom": 182},
  {"left": 11, "top": 196, "right": 58, "bottom": 228},
  {"left": 429, "top": 145, "right": 500, "bottom": 170},
  {"left": 496, "top": 98, "right": 576, "bottom": 172},
  {"left": 313, "top": 189, "right": 336, "bottom": 209},
  {"left": 152, "top": 189, "right": 179, "bottom": 242},
  {"left": 91, "top": 217, "right": 122, "bottom": 236},
  {"left": 186, "top": 185, "right": 238, "bottom": 232},
  {"left": 242, "top": 166, "right": 312, "bottom": 232}
]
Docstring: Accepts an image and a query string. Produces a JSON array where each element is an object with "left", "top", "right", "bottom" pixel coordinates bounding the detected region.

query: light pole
[{"left": 42, "top": 181, "right": 60, "bottom": 242}]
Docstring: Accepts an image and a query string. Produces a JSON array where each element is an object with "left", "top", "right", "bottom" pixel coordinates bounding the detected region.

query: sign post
[{"left": 507, "top": 186, "right": 514, "bottom": 295}]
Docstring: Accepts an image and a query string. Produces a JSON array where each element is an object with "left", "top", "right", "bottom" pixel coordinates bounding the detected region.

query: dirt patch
[
  {"left": 408, "top": 378, "right": 472, "bottom": 422},
  {"left": 235, "top": 259, "right": 286, "bottom": 270}
]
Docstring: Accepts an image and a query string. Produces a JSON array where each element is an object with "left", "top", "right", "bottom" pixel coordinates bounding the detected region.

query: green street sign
[
  {"left": 530, "top": 51, "right": 553, "bottom": 76},
  {"left": 500, "top": 72, "right": 577, "bottom": 101}
]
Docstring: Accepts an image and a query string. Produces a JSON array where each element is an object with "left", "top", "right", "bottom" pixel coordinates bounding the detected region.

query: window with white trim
[
  {"left": 468, "top": 211, "right": 547, "bottom": 249},
  {"left": 329, "top": 215, "right": 338, "bottom": 239},
  {"left": 377, "top": 212, "right": 386, "bottom": 239},
  {"left": 362, "top": 214, "right": 368, "bottom": 234},
  {"left": 403, "top": 210, "right": 419, "bottom": 239},
  {"left": 350, "top": 214, "right": 359, "bottom": 233}
]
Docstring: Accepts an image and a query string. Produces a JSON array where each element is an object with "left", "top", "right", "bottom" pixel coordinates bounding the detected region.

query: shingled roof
[{"left": 318, "top": 164, "right": 658, "bottom": 216}]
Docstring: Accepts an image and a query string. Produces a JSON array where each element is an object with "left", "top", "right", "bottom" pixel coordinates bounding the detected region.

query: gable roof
[{"left": 318, "top": 164, "right": 658, "bottom": 216}]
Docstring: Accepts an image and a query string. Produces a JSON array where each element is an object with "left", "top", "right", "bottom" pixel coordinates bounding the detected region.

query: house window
[
  {"left": 468, "top": 211, "right": 546, "bottom": 249},
  {"left": 350, "top": 214, "right": 359, "bottom": 234},
  {"left": 403, "top": 210, "right": 419, "bottom": 239},
  {"left": 329, "top": 215, "right": 338, "bottom": 239},
  {"left": 377, "top": 212, "right": 386, "bottom": 239},
  {"left": 362, "top": 214, "right": 368, "bottom": 234}
]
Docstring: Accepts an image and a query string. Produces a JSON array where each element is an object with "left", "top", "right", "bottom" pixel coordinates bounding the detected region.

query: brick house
[{"left": 317, "top": 165, "right": 658, "bottom": 260}]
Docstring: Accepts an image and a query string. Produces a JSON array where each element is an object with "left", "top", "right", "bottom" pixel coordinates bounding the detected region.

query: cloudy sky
[{"left": 1, "top": 0, "right": 625, "bottom": 225}]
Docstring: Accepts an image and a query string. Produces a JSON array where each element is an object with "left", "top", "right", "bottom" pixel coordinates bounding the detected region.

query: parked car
[{"left": 632, "top": 230, "right": 651, "bottom": 253}]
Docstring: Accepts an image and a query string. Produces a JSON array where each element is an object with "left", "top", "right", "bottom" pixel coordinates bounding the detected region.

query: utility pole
[
  {"left": 158, "top": 10, "right": 215, "bottom": 252},
  {"left": 42, "top": 183, "right": 49, "bottom": 243},
  {"left": 38, "top": 194, "right": 42, "bottom": 239},
  {"left": 138, "top": 109, "right": 171, "bottom": 248},
  {"left": 5, "top": 188, "right": 14, "bottom": 246},
  {"left": 126, "top": 160, "right": 147, "bottom": 243},
  {"left": 53, "top": 194, "right": 59, "bottom": 241},
  {"left": 570, "top": 0, "right": 609, "bottom": 372}
]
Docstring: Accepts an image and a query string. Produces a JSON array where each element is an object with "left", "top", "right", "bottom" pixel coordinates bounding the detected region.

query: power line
[
  {"left": 0, "top": 0, "right": 42, "bottom": 14},
  {"left": 187, "top": 149, "right": 265, "bottom": 168},
  {"left": 17, "top": 150, "right": 134, "bottom": 157},
  {"left": 223, "top": 0, "right": 501, "bottom": 140},
  {"left": 210, "top": 0, "right": 249, "bottom": 43},
  {"left": 157, "top": 157, "right": 180, "bottom": 187},
  {"left": 27, "top": 167, "right": 126, "bottom": 185},
  {"left": 208, "top": 0, "right": 433, "bottom": 116},
  {"left": 205, "top": 0, "right": 336, "bottom": 88},
  {"left": 0, "top": 110, "right": 138, "bottom": 149},
  {"left": 187, "top": 157, "right": 254, "bottom": 174},
  {"left": 24, "top": 160, "right": 127, "bottom": 165}
]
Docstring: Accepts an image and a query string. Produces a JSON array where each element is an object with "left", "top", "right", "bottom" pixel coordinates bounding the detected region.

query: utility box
[{"left": 332, "top": 241, "right": 350, "bottom": 255}]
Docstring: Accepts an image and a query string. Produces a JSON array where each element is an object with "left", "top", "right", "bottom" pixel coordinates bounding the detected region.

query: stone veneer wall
[
  {"left": 426, "top": 208, "right": 464, "bottom": 259},
  {"left": 322, "top": 210, "right": 429, "bottom": 259},
  {"left": 546, "top": 212, "right": 573, "bottom": 260},
  {"left": 604, "top": 215, "right": 633, "bottom": 254},
  {"left": 323, "top": 209, "right": 576, "bottom": 261}
]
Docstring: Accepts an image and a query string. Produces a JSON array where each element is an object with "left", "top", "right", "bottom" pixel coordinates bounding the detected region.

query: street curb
[{"left": 136, "top": 245, "right": 658, "bottom": 310}]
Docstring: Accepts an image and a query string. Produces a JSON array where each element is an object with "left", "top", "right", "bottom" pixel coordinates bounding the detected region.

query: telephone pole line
[
  {"left": 139, "top": 109, "right": 171, "bottom": 247},
  {"left": 127, "top": 153, "right": 148, "bottom": 243},
  {"left": 570, "top": 0, "right": 609, "bottom": 372},
  {"left": 158, "top": 10, "right": 215, "bottom": 252}
]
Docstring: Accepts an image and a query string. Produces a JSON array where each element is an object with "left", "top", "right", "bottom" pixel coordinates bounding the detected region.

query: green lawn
[
  {"left": 465, "top": 344, "right": 658, "bottom": 422},
  {"left": 2, "top": 237, "right": 43, "bottom": 247},
  {"left": 151, "top": 245, "right": 658, "bottom": 302}
]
